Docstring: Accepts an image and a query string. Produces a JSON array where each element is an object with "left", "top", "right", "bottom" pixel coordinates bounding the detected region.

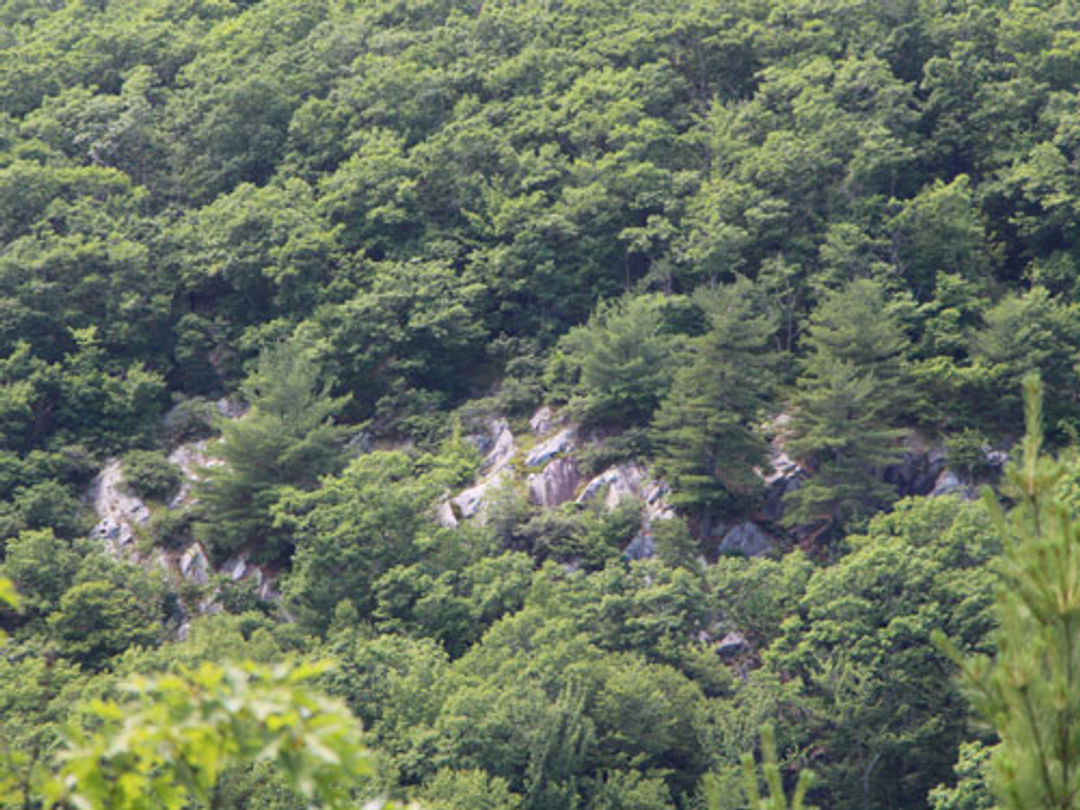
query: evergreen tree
[
  {"left": 652, "top": 279, "right": 775, "bottom": 516},
  {"left": 783, "top": 279, "right": 911, "bottom": 533},
  {"left": 944, "top": 375, "right": 1080, "bottom": 810},
  {"left": 195, "top": 340, "right": 349, "bottom": 563}
]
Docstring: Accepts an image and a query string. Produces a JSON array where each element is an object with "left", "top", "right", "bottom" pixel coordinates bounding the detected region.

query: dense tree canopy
[{"left": 5, "top": 1, "right": 1080, "bottom": 809}]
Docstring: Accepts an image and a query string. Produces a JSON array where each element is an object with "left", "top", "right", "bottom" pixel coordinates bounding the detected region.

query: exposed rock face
[
  {"left": 641, "top": 478, "right": 675, "bottom": 523},
  {"left": 221, "top": 552, "right": 280, "bottom": 602},
  {"left": 435, "top": 500, "right": 458, "bottom": 527},
  {"left": 624, "top": 532, "right": 656, "bottom": 560},
  {"left": 578, "top": 463, "right": 647, "bottom": 509},
  {"left": 884, "top": 442, "right": 947, "bottom": 498},
  {"left": 167, "top": 439, "right": 220, "bottom": 509},
  {"left": 715, "top": 631, "right": 750, "bottom": 658},
  {"left": 179, "top": 544, "right": 211, "bottom": 585},
  {"left": 449, "top": 418, "right": 519, "bottom": 519},
  {"left": 525, "top": 426, "right": 576, "bottom": 467},
  {"left": 453, "top": 470, "right": 513, "bottom": 519},
  {"left": 930, "top": 470, "right": 978, "bottom": 500},
  {"left": 88, "top": 459, "right": 150, "bottom": 554},
  {"left": 527, "top": 457, "right": 582, "bottom": 507},
  {"left": 530, "top": 405, "right": 557, "bottom": 435},
  {"left": 480, "top": 418, "right": 516, "bottom": 474},
  {"left": 759, "top": 450, "right": 807, "bottom": 524},
  {"left": 718, "top": 521, "right": 773, "bottom": 558}
]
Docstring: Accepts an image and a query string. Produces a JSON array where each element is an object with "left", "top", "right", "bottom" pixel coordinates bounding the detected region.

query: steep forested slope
[{"left": 3, "top": 1, "right": 1080, "bottom": 809}]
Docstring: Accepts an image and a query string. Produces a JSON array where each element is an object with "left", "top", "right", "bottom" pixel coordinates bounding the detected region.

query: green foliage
[
  {"left": 278, "top": 450, "right": 446, "bottom": 632},
  {"left": 766, "top": 496, "right": 999, "bottom": 810},
  {"left": 48, "top": 660, "right": 375, "bottom": 810},
  {"left": 6, "top": 3, "right": 1080, "bottom": 809},
  {"left": 944, "top": 375, "right": 1080, "bottom": 810},
  {"left": 421, "top": 768, "right": 522, "bottom": 810},
  {"left": 727, "top": 724, "right": 815, "bottom": 810},
  {"left": 0, "top": 528, "right": 79, "bottom": 617},
  {"left": 928, "top": 742, "right": 995, "bottom": 810},
  {"left": 121, "top": 450, "right": 182, "bottom": 502},
  {"left": 652, "top": 279, "right": 775, "bottom": 516},
  {"left": 48, "top": 578, "right": 162, "bottom": 671},
  {"left": 783, "top": 279, "right": 912, "bottom": 534},
  {"left": 196, "top": 339, "right": 349, "bottom": 562},
  {"left": 546, "top": 295, "right": 681, "bottom": 429}
]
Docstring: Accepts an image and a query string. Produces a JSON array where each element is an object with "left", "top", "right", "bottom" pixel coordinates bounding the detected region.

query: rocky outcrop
[
  {"left": 715, "top": 631, "right": 750, "bottom": 658},
  {"left": 759, "top": 450, "right": 807, "bottom": 524},
  {"left": 576, "top": 462, "right": 674, "bottom": 561},
  {"left": 453, "top": 470, "right": 513, "bottom": 519},
  {"left": 221, "top": 551, "right": 280, "bottom": 602},
  {"left": 179, "top": 544, "right": 211, "bottom": 585},
  {"left": 578, "top": 463, "right": 647, "bottom": 509},
  {"left": 529, "top": 405, "right": 557, "bottom": 435},
  {"left": 930, "top": 470, "right": 976, "bottom": 499},
  {"left": 718, "top": 521, "right": 773, "bottom": 558},
  {"left": 623, "top": 532, "right": 656, "bottom": 560},
  {"left": 641, "top": 478, "right": 675, "bottom": 523},
  {"left": 525, "top": 426, "right": 576, "bottom": 467},
  {"left": 883, "top": 439, "right": 947, "bottom": 498},
  {"left": 449, "top": 418, "right": 518, "bottom": 520},
  {"left": 167, "top": 439, "right": 220, "bottom": 509},
  {"left": 478, "top": 418, "right": 516, "bottom": 474},
  {"left": 88, "top": 459, "right": 151, "bottom": 554},
  {"left": 527, "top": 457, "right": 582, "bottom": 507}
]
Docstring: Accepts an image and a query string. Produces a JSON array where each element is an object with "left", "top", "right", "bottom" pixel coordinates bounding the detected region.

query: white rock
[
  {"left": 453, "top": 469, "right": 513, "bottom": 519},
  {"left": 435, "top": 500, "right": 458, "bottom": 527},
  {"left": 527, "top": 457, "right": 582, "bottom": 507},
  {"left": 87, "top": 458, "right": 150, "bottom": 553},
  {"left": 179, "top": 544, "right": 211, "bottom": 585},
  {"left": 525, "top": 426, "right": 576, "bottom": 467},
  {"left": 529, "top": 405, "right": 556, "bottom": 435},
  {"left": 167, "top": 439, "right": 221, "bottom": 509},
  {"left": 480, "top": 418, "right": 516, "bottom": 474}
]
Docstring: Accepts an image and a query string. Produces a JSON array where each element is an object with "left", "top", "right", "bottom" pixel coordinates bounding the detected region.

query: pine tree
[
  {"left": 195, "top": 340, "right": 350, "bottom": 563},
  {"left": 942, "top": 375, "right": 1080, "bottom": 810},
  {"left": 783, "top": 279, "right": 911, "bottom": 533},
  {"left": 652, "top": 280, "right": 775, "bottom": 516}
]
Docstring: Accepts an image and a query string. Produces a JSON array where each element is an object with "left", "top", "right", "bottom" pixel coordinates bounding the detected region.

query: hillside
[{"left": 3, "top": 1, "right": 1080, "bottom": 808}]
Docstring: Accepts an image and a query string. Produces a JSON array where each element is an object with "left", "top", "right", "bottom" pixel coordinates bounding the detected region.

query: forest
[{"left": 3, "top": 0, "right": 1080, "bottom": 808}]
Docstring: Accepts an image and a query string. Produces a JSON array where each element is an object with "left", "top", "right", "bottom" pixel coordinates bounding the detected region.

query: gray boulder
[
  {"left": 715, "top": 631, "right": 750, "bottom": 658},
  {"left": 527, "top": 457, "right": 582, "bottom": 507},
  {"left": 623, "top": 531, "right": 656, "bottom": 560},
  {"left": 718, "top": 522, "right": 773, "bottom": 558},
  {"left": 525, "top": 426, "right": 576, "bottom": 467}
]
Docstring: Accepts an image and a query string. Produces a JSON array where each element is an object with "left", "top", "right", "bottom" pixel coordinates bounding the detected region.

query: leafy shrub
[{"left": 122, "top": 450, "right": 183, "bottom": 502}]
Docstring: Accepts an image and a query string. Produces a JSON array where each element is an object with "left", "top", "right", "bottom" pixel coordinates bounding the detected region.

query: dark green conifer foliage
[
  {"left": 783, "top": 279, "right": 911, "bottom": 532},
  {"left": 195, "top": 340, "right": 349, "bottom": 563},
  {"left": 652, "top": 279, "right": 775, "bottom": 516},
  {"left": 944, "top": 375, "right": 1080, "bottom": 810}
]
